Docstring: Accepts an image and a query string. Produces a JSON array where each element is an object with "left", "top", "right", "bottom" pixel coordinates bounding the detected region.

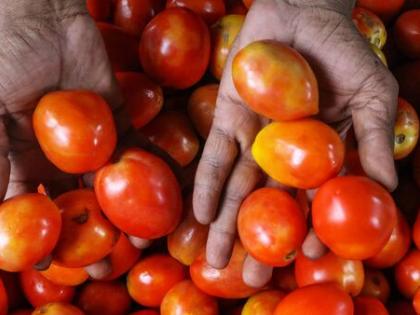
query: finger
[
  {"left": 85, "top": 258, "right": 112, "bottom": 280},
  {"left": 33, "top": 255, "right": 53, "bottom": 271},
  {"left": 242, "top": 254, "right": 273, "bottom": 288},
  {"left": 0, "top": 119, "right": 10, "bottom": 199},
  {"left": 302, "top": 228, "right": 328, "bottom": 259},
  {"left": 128, "top": 235, "right": 152, "bottom": 250}
]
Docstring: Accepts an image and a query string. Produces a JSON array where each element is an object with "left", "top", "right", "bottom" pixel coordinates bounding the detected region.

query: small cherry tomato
[
  {"left": 32, "top": 303, "right": 84, "bottom": 315},
  {"left": 359, "top": 269, "right": 390, "bottom": 303},
  {"left": 166, "top": 0, "right": 226, "bottom": 25},
  {"left": 272, "top": 266, "right": 298, "bottom": 292},
  {"left": 354, "top": 297, "right": 388, "bottom": 315},
  {"left": 87, "top": 0, "right": 112, "bottom": 21},
  {"left": 352, "top": 7, "right": 387, "bottom": 49},
  {"left": 40, "top": 261, "right": 89, "bottom": 286},
  {"left": 0, "top": 194, "right": 61, "bottom": 272},
  {"left": 356, "top": 0, "right": 405, "bottom": 22},
  {"left": 395, "top": 249, "right": 420, "bottom": 298},
  {"left": 242, "top": 290, "right": 285, "bottom": 315},
  {"left": 394, "top": 97, "right": 419, "bottom": 160},
  {"left": 394, "top": 10, "right": 420, "bottom": 59}
]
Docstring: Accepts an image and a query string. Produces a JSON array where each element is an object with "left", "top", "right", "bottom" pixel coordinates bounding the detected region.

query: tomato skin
[
  {"left": 87, "top": 0, "right": 112, "bottom": 21},
  {"left": 40, "top": 261, "right": 89, "bottom": 286},
  {"left": 226, "top": 0, "right": 248, "bottom": 14},
  {"left": 312, "top": 176, "right": 397, "bottom": 260},
  {"left": 139, "top": 8, "right": 211, "bottom": 89},
  {"left": 242, "top": 0, "right": 253, "bottom": 8},
  {"left": 238, "top": 188, "right": 307, "bottom": 266},
  {"left": 32, "top": 303, "right": 84, "bottom": 315},
  {"left": 9, "top": 311, "right": 32, "bottom": 315},
  {"left": 413, "top": 289, "right": 420, "bottom": 314},
  {"left": 394, "top": 97, "right": 419, "bottom": 160},
  {"left": 0, "top": 271, "right": 25, "bottom": 311},
  {"left": 395, "top": 249, "right": 420, "bottom": 298},
  {"left": 352, "top": 7, "right": 387, "bottom": 49},
  {"left": 116, "top": 72, "right": 163, "bottom": 129},
  {"left": 272, "top": 266, "right": 298, "bottom": 292},
  {"left": 353, "top": 297, "right": 388, "bottom": 315},
  {"left": 252, "top": 120, "right": 345, "bottom": 189},
  {"left": 94, "top": 148, "right": 182, "bottom": 239},
  {"left": 360, "top": 269, "right": 390, "bottom": 303},
  {"left": 0, "top": 194, "right": 61, "bottom": 272},
  {"left": 160, "top": 280, "right": 218, "bottom": 315},
  {"left": 0, "top": 278, "right": 6, "bottom": 315},
  {"left": 33, "top": 90, "right": 117, "bottom": 174},
  {"left": 414, "top": 211, "right": 420, "bottom": 249},
  {"left": 356, "top": 0, "right": 405, "bottom": 22},
  {"left": 395, "top": 10, "right": 420, "bottom": 59},
  {"left": 166, "top": 0, "right": 226, "bottom": 25},
  {"left": 273, "top": 283, "right": 354, "bottom": 315},
  {"left": 129, "top": 311, "right": 159, "bottom": 315},
  {"left": 242, "top": 290, "right": 285, "bottom": 315},
  {"left": 19, "top": 269, "right": 75, "bottom": 308}
]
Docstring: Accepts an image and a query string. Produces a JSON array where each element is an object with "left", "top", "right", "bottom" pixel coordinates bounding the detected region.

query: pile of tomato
[{"left": 0, "top": 0, "right": 420, "bottom": 314}]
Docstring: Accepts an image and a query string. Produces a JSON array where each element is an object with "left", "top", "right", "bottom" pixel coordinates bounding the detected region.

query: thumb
[{"left": 0, "top": 119, "right": 10, "bottom": 200}]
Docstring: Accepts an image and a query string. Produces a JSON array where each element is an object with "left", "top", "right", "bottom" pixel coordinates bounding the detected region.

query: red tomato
[
  {"left": 116, "top": 72, "right": 163, "bottom": 129},
  {"left": 0, "top": 271, "right": 25, "bottom": 311},
  {"left": 33, "top": 91, "right": 117, "bottom": 174},
  {"left": 414, "top": 211, "right": 420, "bottom": 249},
  {"left": 272, "top": 266, "right": 298, "bottom": 292},
  {"left": 166, "top": 0, "right": 226, "bottom": 25},
  {"left": 360, "top": 269, "right": 390, "bottom": 303},
  {"left": 354, "top": 297, "right": 388, "bottom": 315},
  {"left": 274, "top": 283, "right": 353, "bottom": 315},
  {"left": 77, "top": 281, "right": 132, "bottom": 315},
  {"left": 139, "top": 8, "right": 211, "bottom": 89},
  {"left": 388, "top": 300, "right": 416, "bottom": 315},
  {"left": 19, "top": 269, "right": 75, "bottom": 308},
  {"left": 226, "top": 0, "right": 248, "bottom": 14},
  {"left": 413, "top": 289, "right": 420, "bottom": 314},
  {"left": 94, "top": 148, "right": 182, "bottom": 239},
  {"left": 87, "top": 0, "right": 112, "bottom": 21},
  {"left": 352, "top": 7, "right": 387, "bottom": 49},
  {"left": 356, "top": 0, "right": 405, "bottom": 22},
  {"left": 0, "top": 194, "right": 61, "bottom": 272},
  {"left": 395, "top": 10, "right": 420, "bottom": 59},
  {"left": 9, "top": 311, "right": 32, "bottom": 315},
  {"left": 53, "top": 189, "right": 120, "bottom": 268},
  {"left": 190, "top": 240, "right": 259, "bottom": 299},
  {"left": 242, "top": 0, "right": 253, "bottom": 8},
  {"left": 0, "top": 279, "right": 6, "bottom": 315},
  {"left": 127, "top": 254, "right": 186, "bottom": 307},
  {"left": 394, "top": 98, "right": 419, "bottom": 160},
  {"left": 242, "top": 290, "right": 285, "bottom": 315},
  {"left": 312, "top": 176, "right": 397, "bottom": 260},
  {"left": 129, "top": 311, "right": 159, "bottom": 315},
  {"left": 252, "top": 120, "right": 345, "bottom": 189},
  {"left": 161, "top": 280, "right": 218, "bottom": 315},
  {"left": 238, "top": 188, "right": 307, "bottom": 266},
  {"left": 394, "top": 61, "right": 420, "bottom": 110},
  {"left": 32, "top": 303, "right": 84, "bottom": 315},
  {"left": 395, "top": 249, "right": 420, "bottom": 298},
  {"left": 41, "top": 261, "right": 89, "bottom": 286}
]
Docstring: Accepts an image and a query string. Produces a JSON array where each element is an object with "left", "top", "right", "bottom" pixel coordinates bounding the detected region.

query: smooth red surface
[
  {"left": 32, "top": 303, "right": 84, "bottom": 315},
  {"left": 360, "top": 269, "right": 390, "bottom": 303},
  {"left": 0, "top": 279, "right": 6, "bottom": 315},
  {"left": 242, "top": 290, "right": 285, "bottom": 315},
  {"left": 87, "top": 0, "right": 112, "bottom": 21},
  {"left": 354, "top": 297, "right": 388, "bottom": 315},
  {"left": 395, "top": 10, "right": 420, "bottom": 59},
  {"left": 41, "top": 261, "right": 89, "bottom": 286},
  {"left": 394, "top": 98, "right": 419, "bottom": 160},
  {"left": 395, "top": 249, "right": 420, "bottom": 298},
  {"left": 166, "top": 0, "right": 226, "bottom": 25},
  {"left": 356, "top": 0, "right": 405, "bottom": 21},
  {"left": 413, "top": 289, "right": 420, "bottom": 314},
  {"left": 414, "top": 211, "right": 420, "bottom": 249},
  {"left": 129, "top": 311, "right": 159, "bottom": 315}
]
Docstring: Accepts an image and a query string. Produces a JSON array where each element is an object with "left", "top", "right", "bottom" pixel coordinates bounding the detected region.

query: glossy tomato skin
[
  {"left": 395, "top": 249, "right": 420, "bottom": 298},
  {"left": 238, "top": 188, "right": 307, "bottom": 266},
  {"left": 274, "top": 283, "right": 353, "bottom": 315},
  {"left": 395, "top": 10, "right": 420, "bottom": 59},
  {"left": 232, "top": 40, "right": 319, "bottom": 121},
  {"left": 94, "top": 148, "right": 182, "bottom": 239},
  {"left": 242, "top": 290, "right": 285, "bottom": 315},
  {"left": 41, "top": 261, "right": 89, "bottom": 286},
  {"left": 32, "top": 303, "right": 84, "bottom": 315},
  {"left": 360, "top": 269, "right": 390, "bottom": 303},
  {"left": 356, "top": 0, "right": 405, "bottom": 22},
  {"left": 33, "top": 91, "right": 117, "bottom": 174},
  {"left": 53, "top": 189, "right": 120, "bottom": 268},
  {"left": 252, "top": 120, "right": 345, "bottom": 189},
  {"left": 354, "top": 297, "right": 388, "bottom": 315},
  {"left": 394, "top": 98, "right": 419, "bottom": 160},
  {"left": 139, "top": 8, "right": 211, "bottom": 89},
  {"left": 19, "top": 269, "right": 75, "bottom": 308},
  {"left": 190, "top": 240, "right": 259, "bottom": 299},
  {"left": 166, "top": 0, "right": 226, "bottom": 25},
  {"left": 352, "top": 7, "right": 387, "bottom": 49},
  {"left": 116, "top": 72, "right": 163, "bottom": 129},
  {"left": 127, "top": 254, "right": 186, "bottom": 307},
  {"left": 312, "top": 176, "right": 397, "bottom": 260},
  {"left": 0, "top": 194, "right": 61, "bottom": 272},
  {"left": 160, "top": 280, "right": 218, "bottom": 315},
  {"left": 413, "top": 289, "right": 420, "bottom": 314}
]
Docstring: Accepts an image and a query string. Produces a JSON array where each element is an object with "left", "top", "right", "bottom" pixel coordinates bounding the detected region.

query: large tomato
[
  {"left": 242, "top": 290, "right": 285, "bottom": 315},
  {"left": 94, "top": 148, "right": 182, "bottom": 239},
  {"left": 352, "top": 7, "right": 387, "bottom": 49},
  {"left": 312, "top": 176, "right": 397, "bottom": 260},
  {"left": 32, "top": 303, "right": 84, "bottom": 315},
  {"left": 139, "top": 8, "right": 210, "bottom": 89},
  {"left": 394, "top": 10, "right": 420, "bottom": 59},
  {"left": 395, "top": 249, "right": 420, "bottom": 298},
  {"left": 356, "top": 0, "right": 405, "bottom": 22},
  {"left": 41, "top": 261, "right": 89, "bottom": 286},
  {"left": 33, "top": 90, "right": 117, "bottom": 174},
  {"left": 353, "top": 297, "right": 388, "bottom": 315},
  {"left": 166, "top": 0, "right": 226, "bottom": 25},
  {"left": 87, "top": 0, "right": 112, "bottom": 21},
  {"left": 360, "top": 269, "right": 390, "bottom": 303}
]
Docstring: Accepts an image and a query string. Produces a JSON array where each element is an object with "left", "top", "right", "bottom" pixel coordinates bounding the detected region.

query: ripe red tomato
[
  {"left": 226, "top": 0, "right": 248, "bottom": 14},
  {"left": 87, "top": 0, "right": 112, "bottom": 21},
  {"left": 414, "top": 211, "right": 420, "bottom": 249},
  {"left": 252, "top": 120, "right": 345, "bottom": 189},
  {"left": 32, "top": 303, "right": 84, "bottom": 315},
  {"left": 166, "top": 0, "right": 226, "bottom": 25},
  {"left": 33, "top": 90, "right": 117, "bottom": 174},
  {"left": 356, "top": 0, "right": 405, "bottom": 22},
  {"left": 360, "top": 269, "right": 390, "bottom": 303},
  {"left": 274, "top": 283, "right": 353, "bottom": 315},
  {"left": 312, "top": 176, "right": 397, "bottom": 260},
  {"left": 0, "top": 278, "right": 6, "bottom": 315},
  {"left": 127, "top": 254, "right": 186, "bottom": 307},
  {"left": 53, "top": 189, "right": 120, "bottom": 268},
  {"left": 238, "top": 188, "right": 307, "bottom": 266},
  {"left": 19, "top": 269, "right": 75, "bottom": 308},
  {"left": 394, "top": 98, "right": 419, "bottom": 160},
  {"left": 1, "top": 271, "right": 25, "bottom": 312},
  {"left": 395, "top": 10, "right": 420, "bottom": 59},
  {"left": 0, "top": 194, "right": 61, "bottom": 272},
  {"left": 242, "top": 290, "right": 285, "bottom": 315},
  {"left": 77, "top": 281, "right": 132, "bottom": 315},
  {"left": 9, "top": 311, "right": 32, "bottom": 315},
  {"left": 139, "top": 8, "right": 211, "bottom": 89},
  {"left": 161, "top": 280, "right": 218, "bottom": 315},
  {"left": 129, "top": 311, "right": 159, "bottom": 315},
  {"left": 395, "top": 249, "right": 420, "bottom": 298},
  {"left": 354, "top": 297, "right": 388, "bottom": 315},
  {"left": 414, "top": 289, "right": 420, "bottom": 314},
  {"left": 352, "top": 7, "right": 387, "bottom": 49},
  {"left": 242, "top": 0, "right": 253, "bottom": 8},
  {"left": 272, "top": 266, "right": 298, "bottom": 292},
  {"left": 41, "top": 261, "right": 89, "bottom": 286},
  {"left": 95, "top": 148, "right": 182, "bottom": 239},
  {"left": 394, "top": 61, "right": 420, "bottom": 110}
]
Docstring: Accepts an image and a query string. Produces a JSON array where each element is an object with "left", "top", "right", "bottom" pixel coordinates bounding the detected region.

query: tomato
[
  {"left": 242, "top": 0, "right": 253, "bottom": 8},
  {"left": 0, "top": 194, "right": 61, "bottom": 272},
  {"left": 252, "top": 120, "right": 344, "bottom": 189},
  {"left": 161, "top": 280, "right": 218, "bottom": 315},
  {"left": 0, "top": 271, "right": 25, "bottom": 311},
  {"left": 388, "top": 300, "right": 416, "bottom": 315},
  {"left": 415, "top": 147, "right": 420, "bottom": 189},
  {"left": 141, "top": 111, "right": 200, "bottom": 167},
  {"left": 129, "top": 311, "right": 159, "bottom": 315},
  {"left": 226, "top": 0, "right": 248, "bottom": 14},
  {"left": 232, "top": 41, "right": 318, "bottom": 121},
  {"left": 116, "top": 72, "right": 163, "bottom": 129},
  {"left": 356, "top": 0, "right": 405, "bottom": 22},
  {"left": 53, "top": 189, "right": 119, "bottom": 268},
  {"left": 166, "top": 0, "right": 226, "bottom": 25},
  {"left": 41, "top": 261, "right": 89, "bottom": 286},
  {"left": 394, "top": 61, "right": 420, "bottom": 110},
  {"left": 33, "top": 90, "right": 117, "bottom": 174},
  {"left": 395, "top": 10, "right": 420, "bottom": 59},
  {"left": 274, "top": 283, "right": 353, "bottom": 315},
  {"left": 87, "top": 0, "right": 112, "bottom": 21},
  {"left": 9, "top": 311, "right": 32, "bottom": 315},
  {"left": 187, "top": 84, "right": 218, "bottom": 139},
  {"left": 272, "top": 266, "right": 298, "bottom": 292},
  {"left": 94, "top": 148, "right": 182, "bottom": 239},
  {"left": 365, "top": 210, "right": 411, "bottom": 268},
  {"left": 354, "top": 297, "right": 388, "bottom": 315},
  {"left": 312, "top": 176, "right": 397, "bottom": 260},
  {"left": 139, "top": 8, "right": 211, "bottom": 89},
  {"left": 352, "top": 7, "right": 387, "bottom": 49},
  {"left": 414, "top": 289, "right": 420, "bottom": 314},
  {"left": 32, "top": 303, "right": 84, "bottom": 315},
  {"left": 19, "top": 269, "right": 74, "bottom": 308},
  {"left": 395, "top": 249, "right": 420, "bottom": 298},
  {"left": 394, "top": 98, "right": 419, "bottom": 160},
  {"left": 190, "top": 240, "right": 259, "bottom": 299},
  {"left": 238, "top": 188, "right": 306, "bottom": 266},
  {"left": 359, "top": 269, "right": 390, "bottom": 303},
  {"left": 414, "top": 211, "right": 420, "bottom": 249},
  {"left": 77, "top": 281, "right": 132, "bottom": 315},
  {"left": 127, "top": 254, "right": 186, "bottom": 307},
  {"left": 242, "top": 290, "right": 285, "bottom": 315},
  {"left": 0, "top": 278, "right": 6, "bottom": 315},
  {"left": 344, "top": 149, "right": 366, "bottom": 176}
]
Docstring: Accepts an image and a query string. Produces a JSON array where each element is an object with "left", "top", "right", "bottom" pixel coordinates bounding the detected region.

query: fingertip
[
  {"left": 205, "top": 231, "right": 235, "bottom": 269},
  {"left": 192, "top": 190, "right": 214, "bottom": 225},
  {"left": 85, "top": 259, "right": 112, "bottom": 280},
  {"left": 302, "top": 229, "right": 328, "bottom": 260},
  {"left": 242, "top": 255, "right": 273, "bottom": 288}
]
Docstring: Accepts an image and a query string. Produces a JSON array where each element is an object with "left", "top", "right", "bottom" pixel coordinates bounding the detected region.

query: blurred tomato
[
  {"left": 414, "top": 289, "right": 420, "bottom": 314},
  {"left": 352, "top": 7, "right": 387, "bottom": 49},
  {"left": 395, "top": 249, "right": 420, "bottom": 298},
  {"left": 414, "top": 211, "right": 420, "bottom": 249},
  {"left": 166, "top": 0, "right": 226, "bottom": 25},
  {"left": 415, "top": 146, "right": 420, "bottom": 189},
  {"left": 41, "top": 261, "right": 89, "bottom": 286},
  {"left": 394, "top": 98, "right": 419, "bottom": 160},
  {"left": 394, "top": 61, "right": 420, "bottom": 110},
  {"left": 9, "top": 311, "right": 32, "bottom": 315},
  {"left": 116, "top": 72, "right": 163, "bottom": 129},
  {"left": 95, "top": 148, "right": 182, "bottom": 239},
  {"left": 0, "top": 271, "right": 25, "bottom": 311},
  {"left": 87, "top": 0, "right": 112, "bottom": 21},
  {"left": 252, "top": 120, "right": 344, "bottom": 189},
  {"left": 129, "top": 311, "right": 159, "bottom": 315},
  {"left": 0, "top": 279, "right": 6, "bottom": 315},
  {"left": 354, "top": 297, "right": 388, "bottom": 315},
  {"left": 388, "top": 300, "right": 416, "bottom": 315},
  {"left": 359, "top": 269, "right": 390, "bottom": 303},
  {"left": 395, "top": 10, "right": 420, "bottom": 59},
  {"left": 33, "top": 90, "right": 117, "bottom": 174},
  {"left": 242, "top": 290, "right": 285, "bottom": 315},
  {"left": 272, "top": 266, "right": 298, "bottom": 292},
  {"left": 226, "top": 0, "right": 248, "bottom": 14},
  {"left": 139, "top": 8, "right": 210, "bottom": 89},
  {"left": 32, "top": 303, "right": 84, "bottom": 315},
  {"left": 356, "top": 0, "right": 405, "bottom": 22},
  {"left": 0, "top": 194, "right": 61, "bottom": 272}
]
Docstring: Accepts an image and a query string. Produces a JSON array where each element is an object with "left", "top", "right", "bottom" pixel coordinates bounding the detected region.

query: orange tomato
[
  {"left": 360, "top": 269, "right": 390, "bottom": 304},
  {"left": 166, "top": 0, "right": 226, "bottom": 25},
  {"left": 32, "top": 303, "right": 84, "bottom": 315},
  {"left": 41, "top": 261, "right": 89, "bottom": 286},
  {"left": 354, "top": 297, "right": 388, "bottom": 315},
  {"left": 352, "top": 7, "right": 387, "bottom": 49},
  {"left": 394, "top": 97, "right": 419, "bottom": 160},
  {"left": 395, "top": 249, "right": 420, "bottom": 298},
  {"left": 242, "top": 290, "right": 285, "bottom": 315}
]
